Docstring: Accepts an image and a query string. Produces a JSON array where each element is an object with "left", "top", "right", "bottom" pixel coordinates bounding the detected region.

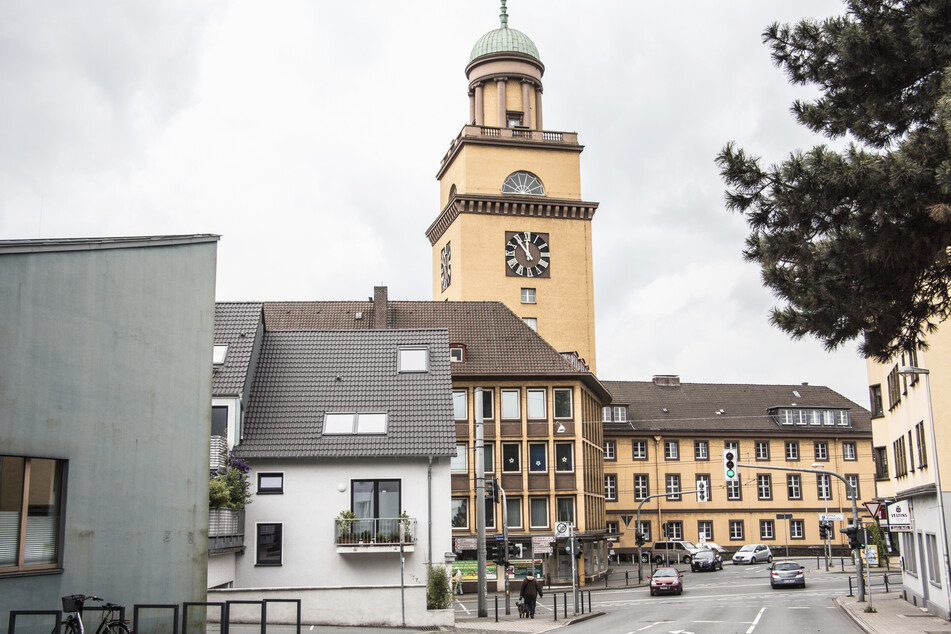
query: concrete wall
[{"left": 0, "top": 238, "right": 217, "bottom": 627}]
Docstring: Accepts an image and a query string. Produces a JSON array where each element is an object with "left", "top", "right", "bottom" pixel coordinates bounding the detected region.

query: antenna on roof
[{"left": 500, "top": 0, "right": 508, "bottom": 28}]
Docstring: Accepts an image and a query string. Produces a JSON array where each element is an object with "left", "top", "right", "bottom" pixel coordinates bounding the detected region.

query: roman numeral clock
[{"left": 504, "top": 231, "right": 550, "bottom": 278}]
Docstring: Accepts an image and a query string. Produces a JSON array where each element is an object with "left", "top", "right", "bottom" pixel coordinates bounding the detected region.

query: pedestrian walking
[
  {"left": 453, "top": 567, "right": 463, "bottom": 595},
  {"left": 519, "top": 573, "right": 543, "bottom": 618}
]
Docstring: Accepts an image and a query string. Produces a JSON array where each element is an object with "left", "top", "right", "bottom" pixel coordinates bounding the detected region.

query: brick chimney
[
  {"left": 652, "top": 375, "right": 681, "bottom": 387},
  {"left": 373, "top": 286, "right": 388, "bottom": 329}
]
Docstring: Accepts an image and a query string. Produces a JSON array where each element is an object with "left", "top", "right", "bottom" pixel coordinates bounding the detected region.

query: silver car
[
  {"left": 770, "top": 560, "right": 806, "bottom": 588},
  {"left": 732, "top": 544, "right": 772, "bottom": 564}
]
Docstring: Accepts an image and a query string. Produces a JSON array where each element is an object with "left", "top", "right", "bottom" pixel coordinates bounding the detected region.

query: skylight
[
  {"left": 323, "top": 413, "right": 388, "bottom": 435},
  {"left": 213, "top": 345, "right": 228, "bottom": 365},
  {"left": 398, "top": 347, "right": 429, "bottom": 372}
]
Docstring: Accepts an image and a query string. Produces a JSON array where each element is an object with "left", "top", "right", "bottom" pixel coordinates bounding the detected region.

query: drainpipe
[{"left": 428, "top": 455, "right": 433, "bottom": 563}]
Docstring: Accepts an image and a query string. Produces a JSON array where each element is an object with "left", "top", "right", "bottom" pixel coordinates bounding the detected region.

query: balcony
[
  {"left": 335, "top": 517, "right": 417, "bottom": 554},
  {"left": 438, "top": 124, "right": 580, "bottom": 174},
  {"left": 209, "top": 508, "right": 244, "bottom": 554},
  {"left": 210, "top": 435, "right": 228, "bottom": 472}
]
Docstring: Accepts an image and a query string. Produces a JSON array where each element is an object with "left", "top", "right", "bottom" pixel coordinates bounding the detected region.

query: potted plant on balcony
[
  {"left": 336, "top": 509, "right": 357, "bottom": 543},
  {"left": 399, "top": 510, "right": 411, "bottom": 542}
]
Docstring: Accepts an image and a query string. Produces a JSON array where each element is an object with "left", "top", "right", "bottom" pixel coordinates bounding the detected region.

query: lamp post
[
  {"left": 813, "top": 462, "right": 831, "bottom": 571},
  {"left": 898, "top": 366, "right": 951, "bottom": 618}
]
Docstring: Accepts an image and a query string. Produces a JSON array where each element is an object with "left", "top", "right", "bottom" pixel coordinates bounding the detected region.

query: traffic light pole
[
  {"left": 569, "top": 524, "right": 578, "bottom": 614},
  {"left": 475, "top": 388, "right": 487, "bottom": 618},
  {"left": 500, "top": 484, "right": 510, "bottom": 616},
  {"left": 635, "top": 488, "right": 703, "bottom": 582},
  {"left": 737, "top": 463, "right": 865, "bottom": 602}
]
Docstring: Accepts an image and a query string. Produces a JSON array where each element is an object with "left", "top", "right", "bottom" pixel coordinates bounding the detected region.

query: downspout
[{"left": 428, "top": 455, "right": 433, "bottom": 563}]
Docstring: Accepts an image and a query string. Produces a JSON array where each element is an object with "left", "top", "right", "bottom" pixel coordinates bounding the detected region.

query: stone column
[
  {"left": 496, "top": 77, "right": 507, "bottom": 127},
  {"left": 469, "top": 90, "right": 476, "bottom": 125},
  {"left": 474, "top": 82, "right": 484, "bottom": 126},
  {"left": 521, "top": 80, "right": 532, "bottom": 129},
  {"left": 535, "top": 88, "right": 544, "bottom": 130}
]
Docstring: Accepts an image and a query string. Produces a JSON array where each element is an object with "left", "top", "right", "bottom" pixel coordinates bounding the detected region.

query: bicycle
[{"left": 57, "top": 595, "right": 131, "bottom": 634}]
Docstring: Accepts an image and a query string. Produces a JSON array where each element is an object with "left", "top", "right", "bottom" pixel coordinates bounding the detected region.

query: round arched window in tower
[{"left": 502, "top": 171, "right": 545, "bottom": 196}]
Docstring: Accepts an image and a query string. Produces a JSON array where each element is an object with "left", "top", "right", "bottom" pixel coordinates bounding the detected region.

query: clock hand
[{"left": 516, "top": 234, "right": 533, "bottom": 261}]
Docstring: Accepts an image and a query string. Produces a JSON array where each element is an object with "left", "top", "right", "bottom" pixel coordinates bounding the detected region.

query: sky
[{"left": 0, "top": 0, "right": 873, "bottom": 407}]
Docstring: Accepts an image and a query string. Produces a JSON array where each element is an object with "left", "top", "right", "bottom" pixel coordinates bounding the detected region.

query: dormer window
[
  {"left": 323, "top": 412, "right": 388, "bottom": 435},
  {"left": 502, "top": 171, "right": 545, "bottom": 196},
  {"left": 398, "top": 347, "right": 429, "bottom": 373},
  {"left": 213, "top": 345, "right": 228, "bottom": 365},
  {"left": 449, "top": 344, "right": 466, "bottom": 363}
]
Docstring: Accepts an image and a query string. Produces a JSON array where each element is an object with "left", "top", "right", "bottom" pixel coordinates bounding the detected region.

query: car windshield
[
  {"left": 738, "top": 545, "right": 756, "bottom": 552},
  {"left": 654, "top": 568, "right": 678, "bottom": 577},
  {"left": 774, "top": 562, "right": 800, "bottom": 571}
]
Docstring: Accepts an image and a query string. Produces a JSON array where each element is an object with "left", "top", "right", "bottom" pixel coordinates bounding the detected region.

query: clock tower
[{"left": 427, "top": 1, "right": 599, "bottom": 372}]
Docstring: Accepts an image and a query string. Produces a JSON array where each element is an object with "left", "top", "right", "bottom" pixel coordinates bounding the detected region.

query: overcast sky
[{"left": 0, "top": 0, "right": 873, "bottom": 406}]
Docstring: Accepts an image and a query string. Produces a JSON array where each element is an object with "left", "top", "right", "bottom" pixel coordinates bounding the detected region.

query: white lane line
[
  {"left": 455, "top": 598, "right": 470, "bottom": 614},
  {"left": 636, "top": 623, "right": 662, "bottom": 631},
  {"left": 746, "top": 606, "right": 766, "bottom": 634}
]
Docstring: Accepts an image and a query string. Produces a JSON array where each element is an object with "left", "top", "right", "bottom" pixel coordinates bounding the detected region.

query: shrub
[{"left": 427, "top": 564, "right": 453, "bottom": 610}]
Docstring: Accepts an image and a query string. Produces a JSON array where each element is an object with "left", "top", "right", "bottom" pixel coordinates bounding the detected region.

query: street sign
[
  {"left": 887, "top": 500, "right": 912, "bottom": 532},
  {"left": 819, "top": 513, "right": 845, "bottom": 521},
  {"left": 455, "top": 537, "right": 477, "bottom": 550},
  {"left": 554, "top": 521, "right": 571, "bottom": 537},
  {"left": 864, "top": 545, "right": 879, "bottom": 566},
  {"left": 864, "top": 502, "right": 884, "bottom": 519},
  {"left": 532, "top": 536, "right": 554, "bottom": 554},
  {"left": 621, "top": 515, "right": 633, "bottom": 527},
  {"left": 775, "top": 513, "right": 792, "bottom": 520}
]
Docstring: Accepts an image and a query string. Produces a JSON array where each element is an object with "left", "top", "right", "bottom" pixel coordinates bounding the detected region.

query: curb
[{"left": 834, "top": 596, "right": 874, "bottom": 634}]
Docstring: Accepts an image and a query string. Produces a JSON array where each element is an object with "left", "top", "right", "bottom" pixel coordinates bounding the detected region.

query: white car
[
  {"left": 699, "top": 541, "right": 728, "bottom": 555},
  {"left": 732, "top": 544, "right": 773, "bottom": 564}
]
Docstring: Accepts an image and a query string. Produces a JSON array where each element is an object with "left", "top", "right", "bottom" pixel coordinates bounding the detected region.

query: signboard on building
[
  {"left": 863, "top": 545, "right": 879, "bottom": 566},
  {"left": 886, "top": 500, "right": 912, "bottom": 532},
  {"left": 533, "top": 535, "right": 555, "bottom": 554}
]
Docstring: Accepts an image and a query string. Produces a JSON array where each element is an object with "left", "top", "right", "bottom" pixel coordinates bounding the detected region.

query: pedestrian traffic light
[
  {"left": 840, "top": 525, "right": 860, "bottom": 550},
  {"left": 818, "top": 522, "right": 828, "bottom": 539},
  {"left": 696, "top": 480, "right": 708, "bottom": 502},
  {"left": 722, "top": 449, "right": 739, "bottom": 482}
]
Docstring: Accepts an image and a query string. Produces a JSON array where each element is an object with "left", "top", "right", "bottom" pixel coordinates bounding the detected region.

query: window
[
  {"left": 901, "top": 532, "right": 917, "bottom": 575},
  {"left": 0, "top": 456, "right": 65, "bottom": 573},
  {"left": 521, "top": 288, "right": 536, "bottom": 304},
  {"left": 696, "top": 474, "right": 712, "bottom": 502},
  {"left": 352, "top": 479, "right": 401, "bottom": 520},
  {"left": 729, "top": 520, "right": 744, "bottom": 541},
  {"left": 397, "top": 347, "right": 428, "bottom": 372},
  {"left": 555, "top": 443, "right": 573, "bottom": 471},
  {"left": 480, "top": 388, "right": 494, "bottom": 420},
  {"left": 787, "top": 474, "right": 801, "bottom": 500},
  {"left": 664, "top": 521, "right": 683, "bottom": 540},
  {"left": 790, "top": 520, "right": 804, "bottom": 539},
  {"left": 256, "top": 523, "right": 283, "bottom": 565},
  {"left": 323, "top": 412, "right": 387, "bottom": 434},
  {"left": 927, "top": 533, "right": 941, "bottom": 587},
  {"left": 894, "top": 435, "right": 909, "bottom": 477},
  {"left": 698, "top": 520, "right": 713, "bottom": 541},
  {"left": 757, "top": 474, "right": 772, "bottom": 500},
  {"left": 887, "top": 365, "right": 902, "bottom": 409},
  {"left": 874, "top": 446, "right": 889, "bottom": 479},
  {"left": 506, "top": 498, "right": 522, "bottom": 529},
  {"left": 213, "top": 344, "right": 228, "bottom": 365},
  {"left": 530, "top": 498, "right": 549, "bottom": 528},
  {"left": 451, "top": 499, "right": 468, "bottom": 529},
  {"left": 785, "top": 442, "right": 799, "bottom": 460},
  {"left": 817, "top": 474, "right": 831, "bottom": 500},
  {"left": 484, "top": 496, "right": 496, "bottom": 529},
  {"left": 451, "top": 444, "right": 468, "bottom": 472},
  {"left": 664, "top": 440, "right": 679, "bottom": 460},
  {"left": 502, "top": 443, "right": 521, "bottom": 472},
  {"left": 814, "top": 442, "right": 828, "bottom": 461},
  {"left": 604, "top": 439, "right": 616, "bottom": 460},
  {"left": 636, "top": 520, "right": 651, "bottom": 542},
  {"left": 632, "top": 440, "right": 648, "bottom": 460},
  {"left": 760, "top": 520, "right": 775, "bottom": 540},
  {"left": 453, "top": 391, "right": 468, "bottom": 420},
  {"left": 211, "top": 405, "right": 228, "bottom": 438},
  {"left": 634, "top": 474, "right": 650, "bottom": 501},
  {"left": 695, "top": 441, "right": 709, "bottom": 460},
  {"left": 502, "top": 171, "right": 545, "bottom": 196},
  {"left": 257, "top": 473, "right": 284, "bottom": 494},
  {"left": 527, "top": 389, "right": 546, "bottom": 419},
  {"left": 484, "top": 443, "right": 495, "bottom": 473},
  {"left": 602, "top": 407, "right": 611, "bottom": 422},
  {"left": 846, "top": 474, "right": 860, "bottom": 500},
  {"left": 726, "top": 480, "right": 742, "bottom": 501},
  {"left": 506, "top": 112, "right": 523, "bottom": 128},
  {"left": 449, "top": 346, "right": 465, "bottom": 363},
  {"left": 556, "top": 497, "right": 575, "bottom": 523},
  {"left": 869, "top": 384, "right": 884, "bottom": 417},
  {"left": 529, "top": 443, "right": 547, "bottom": 471},
  {"left": 606, "top": 521, "right": 619, "bottom": 535},
  {"left": 604, "top": 474, "right": 617, "bottom": 501},
  {"left": 613, "top": 406, "right": 627, "bottom": 422},
  {"left": 843, "top": 442, "right": 857, "bottom": 461},
  {"left": 666, "top": 474, "right": 681, "bottom": 501},
  {"left": 724, "top": 440, "right": 739, "bottom": 452},
  {"left": 915, "top": 422, "right": 928, "bottom": 469},
  {"left": 553, "top": 388, "right": 573, "bottom": 418},
  {"left": 755, "top": 441, "right": 769, "bottom": 461},
  {"left": 501, "top": 390, "right": 520, "bottom": 419},
  {"left": 523, "top": 317, "right": 538, "bottom": 331}
]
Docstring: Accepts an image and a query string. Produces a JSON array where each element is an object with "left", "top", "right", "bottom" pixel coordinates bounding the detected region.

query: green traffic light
[{"left": 726, "top": 469, "right": 735, "bottom": 477}]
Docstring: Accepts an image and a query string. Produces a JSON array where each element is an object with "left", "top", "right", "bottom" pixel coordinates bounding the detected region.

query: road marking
[
  {"left": 455, "top": 598, "right": 470, "bottom": 614},
  {"left": 636, "top": 624, "right": 662, "bottom": 631},
  {"left": 746, "top": 607, "right": 766, "bottom": 634}
]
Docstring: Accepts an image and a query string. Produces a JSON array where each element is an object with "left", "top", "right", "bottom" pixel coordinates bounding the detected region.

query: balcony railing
[
  {"left": 209, "top": 507, "right": 244, "bottom": 553},
  {"left": 210, "top": 435, "right": 228, "bottom": 472},
  {"left": 335, "top": 517, "right": 417, "bottom": 553}
]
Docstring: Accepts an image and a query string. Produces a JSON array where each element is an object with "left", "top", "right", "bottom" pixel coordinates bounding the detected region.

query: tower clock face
[
  {"left": 504, "top": 231, "right": 550, "bottom": 278},
  {"left": 440, "top": 242, "right": 452, "bottom": 290}
]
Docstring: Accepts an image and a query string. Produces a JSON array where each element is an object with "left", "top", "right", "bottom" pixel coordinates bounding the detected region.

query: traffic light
[
  {"left": 485, "top": 479, "right": 498, "bottom": 503},
  {"left": 840, "top": 525, "right": 860, "bottom": 550},
  {"left": 635, "top": 532, "right": 647, "bottom": 547},
  {"left": 507, "top": 542, "right": 520, "bottom": 561},
  {"left": 696, "top": 480, "right": 708, "bottom": 502},
  {"left": 489, "top": 543, "right": 504, "bottom": 565},
  {"left": 722, "top": 449, "right": 739, "bottom": 482},
  {"left": 818, "top": 522, "right": 828, "bottom": 540},
  {"left": 564, "top": 537, "right": 582, "bottom": 557}
]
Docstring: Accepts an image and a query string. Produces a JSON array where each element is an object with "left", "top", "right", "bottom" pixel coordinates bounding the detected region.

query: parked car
[
  {"left": 700, "top": 541, "right": 728, "bottom": 556},
  {"left": 649, "top": 567, "right": 684, "bottom": 595},
  {"left": 650, "top": 540, "right": 702, "bottom": 564},
  {"left": 770, "top": 560, "right": 806, "bottom": 588},
  {"left": 732, "top": 544, "right": 773, "bottom": 565},
  {"left": 690, "top": 549, "right": 723, "bottom": 572}
]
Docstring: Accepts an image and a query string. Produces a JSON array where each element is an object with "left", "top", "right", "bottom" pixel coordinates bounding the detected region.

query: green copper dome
[{"left": 469, "top": 27, "right": 541, "bottom": 64}]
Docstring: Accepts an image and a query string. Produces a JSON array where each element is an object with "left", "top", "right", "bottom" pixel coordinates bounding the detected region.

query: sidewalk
[
  {"left": 452, "top": 606, "right": 601, "bottom": 634},
  {"left": 836, "top": 592, "right": 951, "bottom": 634}
]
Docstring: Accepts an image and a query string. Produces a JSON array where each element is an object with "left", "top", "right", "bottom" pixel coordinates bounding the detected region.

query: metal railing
[
  {"left": 334, "top": 517, "right": 416, "bottom": 545},
  {"left": 210, "top": 435, "right": 228, "bottom": 472},
  {"left": 209, "top": 508, "right": 244, "bottom": 553}
]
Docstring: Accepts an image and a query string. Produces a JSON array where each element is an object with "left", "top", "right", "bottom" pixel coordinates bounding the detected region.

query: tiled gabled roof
[
  {"left": 234, "top": 329, "right": 454, "bottom": 459},
  {"left": 213, "top": 302, "right": 263, "bottom": 395},
  {"left": 601, "top": 380, "right": 871, "bottom": 435}
]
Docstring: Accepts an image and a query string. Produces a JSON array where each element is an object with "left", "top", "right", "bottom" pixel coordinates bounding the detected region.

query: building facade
[
  {"left": 601, "top": 377, "right": 876, "bottom": 559},
  {"left": 867, "top": 339, "right": 951, "bottom": 618}
]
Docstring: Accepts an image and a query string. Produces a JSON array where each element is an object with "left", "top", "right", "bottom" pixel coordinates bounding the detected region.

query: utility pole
[
  {"left": 500, "top": 483, "right": 510, "bottom": 615},
  {"left": 475, "top": 388, "right": 487, "bottom": 617},
  {"left": 569, "top": 523, "right": 578, "bottom": 614},
  {"left": 635, "top": 488, "right": 703, "bottom": 582}
]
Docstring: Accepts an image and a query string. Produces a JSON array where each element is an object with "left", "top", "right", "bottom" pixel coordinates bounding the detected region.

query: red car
[{"left": 649, "top": 567, "right": 684, "bottom": 595}]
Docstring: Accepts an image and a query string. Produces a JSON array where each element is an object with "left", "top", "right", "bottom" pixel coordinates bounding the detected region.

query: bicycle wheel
[
  {"left": 57, "top": 618, "right": 81, "bottom": 634},
  {"left": 97, "top": 622, "right": 130, "bottom": 634}
]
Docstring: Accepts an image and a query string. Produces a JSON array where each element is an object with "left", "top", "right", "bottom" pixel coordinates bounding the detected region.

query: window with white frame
[
  {"left": 501, "top": 389, "right": 520, "bottom": 419},
  {"left": 553, "top": 388, "right": 573, "bottom": 418},
  {"left": 397, "top": 347, "right": 429, "bottom": 372},
  {"left": 636, "top": 520, "right": 651, "bottom": 542},
  {"left": 846, "top": 474, "right": 860, "bottom": 500},
  {"left": 323, "top": 412, "right": 387, "bottom": 434},
  {"left": 256, "top": 523, "right": 283, "bottom": 565},
  {"left": 632, "top": 440, "right": 648, "bottom": 460},
  {"left": 927, "top": 533, "right": 941, "bottom": 586},
  {"left": 634, "top": 474, "right": 650, "bottom": 501},
  {"left": 604, "top": 439, "right": 616, "bottom": 460},
  {"left": 449, "top": 346, "right": 465, "bottom": 363},
  {"left": 726, "top": 480, "right": 742, "bottom": 500},
  {"left": 843, "top": 442, "right": 857, "bottom": 461},
  {"left": 451, "top": 444, "right": 467, "bottom": 472},
  {"left": 556, "top": 497, "right": 575, "bottom": 523},
  {"left": 755, "top": 441, "right": 770, "bottom": 460},
  {"left": 698, "top": 520, "right": 713, "bottom": 541},
  {"left": 695, "top": 440, "right": 709, "bottom": 460},
  {"left": 506, "top": 498, "right": 522, "bottom": 529},
  {"left": 664, "top": 440, "right": 679, "bottom": 460},
  {"left": 452, "top": 391, "right": 467, "bottom": 420},
  {"left": 257, "top": 472, "right": 284, "bottom": 494},
  {"left": 604, "top": 474, "right": 617, "bottom": 501},
  {"left": 757, "top": 474, "right": 772, "bottom": 500},
  {"left": 817, "top": 474, "right": 831, "bottom": 499},
  {"left": 729, "top": 520, "right": 744, "bottom": 541},
  {"left": 606, "top": 521, "right": 619, "bottom": 535},
  {"left": 451, "top": 498, "right": 468, "bottom": 529},
  {"left": 527, "top": 389, "right": 546, "bottom": 419},
  {"left": 523, "top": 317, "right": 538, "bottom": 331},
  {"left": 213, "top": 344, "right": 228, "bottom": 365},
  {"left": 613, "top": 406, "right": 627, "bottom": 422},
  {"left": 529, "top": 443, "right": 547, "bottom": 472},
  {"left": 529, "top": 497, "right": 548, "bottom": 528},
  {"left": 555, "top": 443, "right": 574, "bottom": 471},
  {"left": 901, "top": 532, "right": 917, "bottom": 575},
  {"left": 787, "top": 474, "right": 801, "bottom": 500},
  {"left": 665, "top": 521, "right": 683, "bottom": 540},
  {"left": 484, "top": 496, "right": 496, "bottom": 529},
  {"left": 666, "top": 474, "right": 681, "bottom": 501},
  {"left": 760, "top": 520, "right": 775, "bottom": 540},
  {"left": 785, "top": 441, "right": 799, "bottom": 460},
  {"left": 502, "top": 443, "right": 521, "bottom": 472},
  {"left": 521, "top": 288, "right": 536, "bottom": 304},
  {"left": 483, "top": 442, "right": 495, "bottom": 473},
  {"left": 602, "top": 407, "right": 611, "bottom": 422},
  {"left": 480, "top": 388, "right": 494, "bottom": 420},
  {"left": 814, "top": 441, "right": 829, "bottom": 461},
  {"left": 725, "top": 440, "right": 739, "bottom": 452},
  {"left": 696, "top": 474, "right": 712, "bottom": 502},
  {"left": 790, "top": 519, "right": 804, "bottom": 539}
]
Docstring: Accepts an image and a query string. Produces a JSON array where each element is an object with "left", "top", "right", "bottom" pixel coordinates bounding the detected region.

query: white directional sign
[{"left": 819, "top": 513, "right": 844, "bottom": 521}]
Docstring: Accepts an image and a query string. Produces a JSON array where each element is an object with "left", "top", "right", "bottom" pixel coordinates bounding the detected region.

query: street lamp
[
  {"left": 898, "top": 366, "right": 951, "bottom": 618},
  {"left": 813, "top": 462, "right": 831, "bottom": 571}
]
